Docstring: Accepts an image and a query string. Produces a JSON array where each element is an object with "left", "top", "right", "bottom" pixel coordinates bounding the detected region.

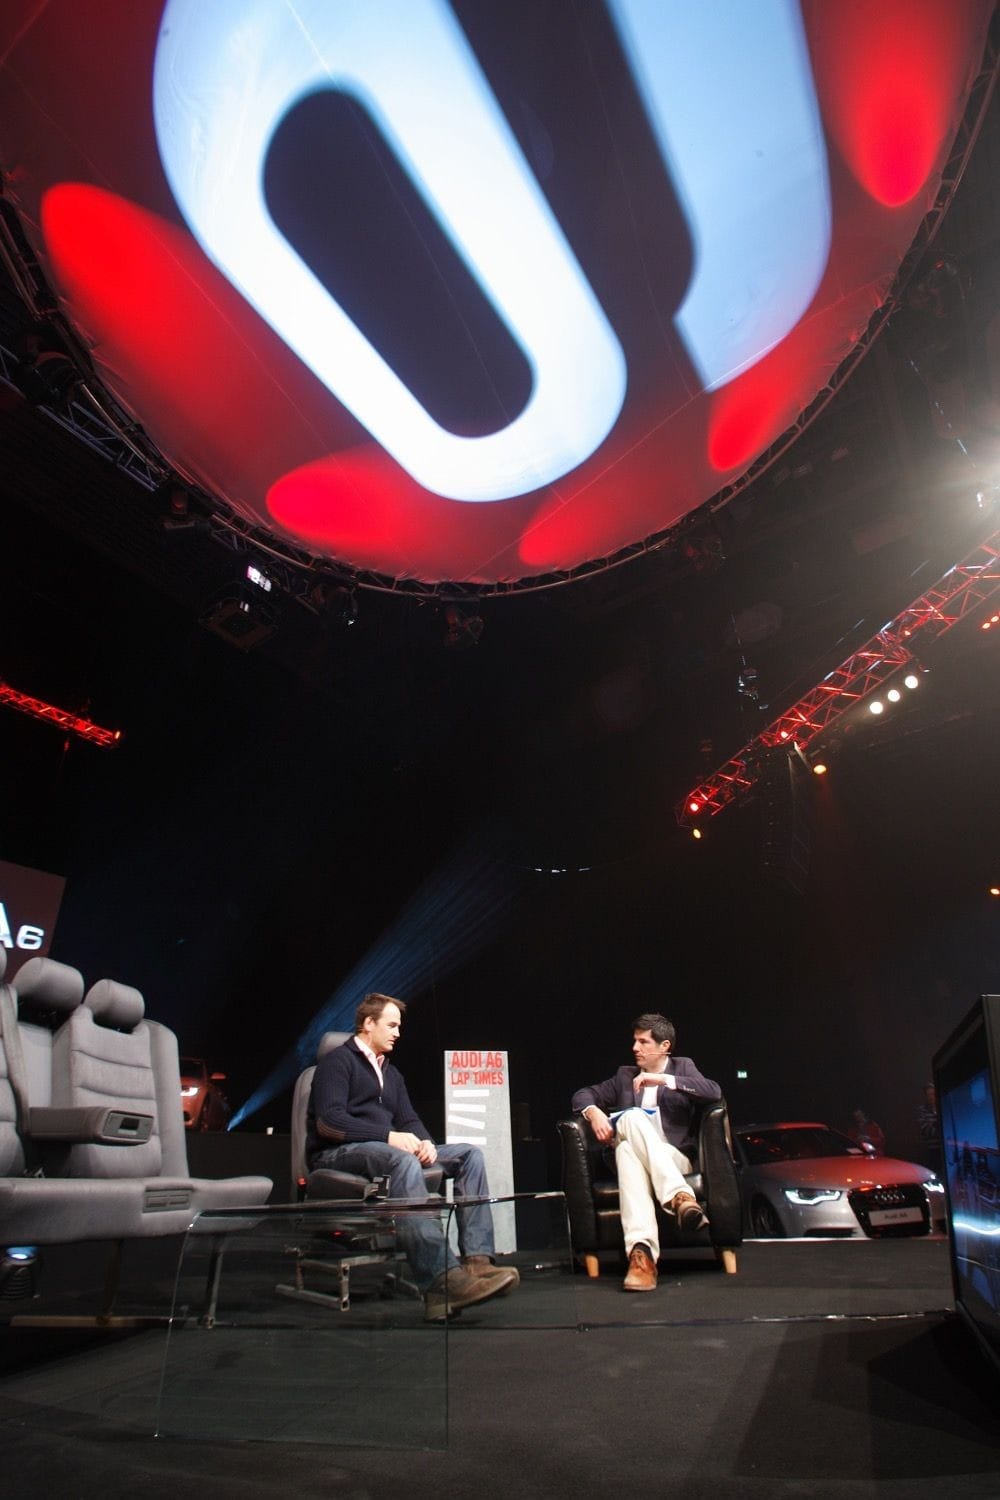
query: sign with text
[
  {"left": 0, "top": 858, "right": 66, "bottom": 981},
  {"left": 444, "top": 1048, "right": 515, "bottom": 1253}
]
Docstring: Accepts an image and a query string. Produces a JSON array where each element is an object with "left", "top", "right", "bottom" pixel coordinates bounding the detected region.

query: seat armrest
[
  {"left": 28, "top": 1105, "right": 154, "bottom": 1145},
  {"left": 557, "top": 1117, "right": 602, "bottom": 1246},
  {"left": 695, "top": 1099, "right": 743, "bottom": 1247}
]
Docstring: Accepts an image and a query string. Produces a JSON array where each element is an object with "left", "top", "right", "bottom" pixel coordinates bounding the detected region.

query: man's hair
[
  {"left": 355, "top": 992, "right": 406, "bottom": 1033},
  {"left": 632, "top": 1012, "right": 676, "bottom": 1046}
]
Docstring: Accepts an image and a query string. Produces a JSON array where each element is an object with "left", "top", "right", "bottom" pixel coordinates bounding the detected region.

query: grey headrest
[
  {"left": 317, "top": 1030, "right": 351, "bottom": 1058},
  {"left": 14, "top": 956, "right": 85, "bottom": 1013},
  {"left": 85, "top": 978, "right": 145, "bottom": 1030}
]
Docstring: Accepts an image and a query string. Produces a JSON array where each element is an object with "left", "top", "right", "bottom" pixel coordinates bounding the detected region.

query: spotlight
[
  {"left": 12, "top": 322, "right": 81, "bottom": 409},
  {"left": 688, "top": 800, "right": 701, "bottom": 815},
  {"left": 201, "top": 582, "right": 280, "bottom": 650},
  {"left": 1, "top": 1246, "right": 39, "bottom": 1300},
  {"left": 990, "top": 886, "right": 1000, "bottom": 898},
  {"left": 869, "top": 700, "right": 885, "bottom": 715},
  {"left": 153, "top": 479, "right": 209, "bottom": 532},
  {"left": 692, "top": 828, "right": 703, "bottom": 840},
  {"left": 302, "top": 580, "right": 359, "bottom": 626},
  {"left": 887, "top": 688, "right": 901, "bottom": 702},
  {"left": 903, "top": 673, "right": 920, "bottom": 690},
  {"left": 812, "top": 762, "right": 828, "bottom": 776}
]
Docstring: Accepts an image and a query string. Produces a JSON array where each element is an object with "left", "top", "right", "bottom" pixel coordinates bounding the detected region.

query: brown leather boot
[
  {"left": 623, "top": 1243, "right": 658, "bottom": 1292},
  {"left": 671, "top": 1192, "right": 710, "bottom": 1233},
  {"left": 423, "top": 1265, "right": 502, "bottom": 1322},
  {"left": 461, "top": 1254, "right": 520, "bottom": 1296}
]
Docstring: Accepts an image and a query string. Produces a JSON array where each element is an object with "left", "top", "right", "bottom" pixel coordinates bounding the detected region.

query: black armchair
[{"left": 558, "top": 1099, "right": 742, "bottom": 1277}]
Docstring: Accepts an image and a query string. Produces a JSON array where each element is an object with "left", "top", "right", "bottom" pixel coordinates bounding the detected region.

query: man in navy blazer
[{"left": 572, "top": 1012, "right": 720, "bottom": 1292}]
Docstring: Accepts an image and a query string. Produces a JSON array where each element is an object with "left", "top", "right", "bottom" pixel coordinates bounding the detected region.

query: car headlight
[
  {"left": 180, "top": 1085, "right": 200, "bottom": 1097},
  {"left": 783, "top": 1188, "right": 843, "bottom": 1205},
  {"left": 924, "top": 1176, "right": 946, "bottom": 1194}
]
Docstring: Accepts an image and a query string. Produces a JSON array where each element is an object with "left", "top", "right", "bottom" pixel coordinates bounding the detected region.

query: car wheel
[{"left": 750, "top": 1197, "right": 786, "bottom": 1238}]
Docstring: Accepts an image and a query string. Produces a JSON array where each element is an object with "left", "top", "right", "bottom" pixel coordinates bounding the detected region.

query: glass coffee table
[{"left": 155, "top": 1190, "right": 575, "bottom": 1450}]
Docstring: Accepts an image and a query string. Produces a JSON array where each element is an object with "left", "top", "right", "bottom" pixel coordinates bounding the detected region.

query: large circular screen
[{"left": 0, "top": 1, "right": 989, "bottom": 584}]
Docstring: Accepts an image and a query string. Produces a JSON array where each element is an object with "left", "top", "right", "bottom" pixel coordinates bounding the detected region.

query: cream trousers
[{"left": 614, "top": 1107, "right": 692, "bottom": 1259}]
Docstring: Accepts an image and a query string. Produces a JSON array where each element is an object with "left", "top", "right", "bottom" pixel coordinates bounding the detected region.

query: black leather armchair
[{"left": 558, "top": 1099, "right": 743, "bottom": 1277}]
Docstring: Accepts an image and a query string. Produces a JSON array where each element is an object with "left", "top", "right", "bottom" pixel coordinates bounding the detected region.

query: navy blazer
[{"left": 571, "top": 1057, "right": 721, "bottom": 1157}]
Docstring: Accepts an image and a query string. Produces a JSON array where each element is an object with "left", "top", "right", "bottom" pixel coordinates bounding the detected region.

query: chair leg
[
  {"left": 200, "top": 1237, "right": 228, "bottom": 1327},
  {"left": 715, "top": 1247, "right": 738, "bottom": 1275},
  {"left": 97, "top": 1239, "right": 125, "bottom": 1323},
  {"left": 583, "top": 1253, "right": 601, "bottom": 1279}
]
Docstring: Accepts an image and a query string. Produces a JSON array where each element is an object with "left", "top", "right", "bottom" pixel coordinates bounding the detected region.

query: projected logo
[
  {"left": 153, "top": 0, "right": 828, "bottom": 505},
  {"left": 4, "top": 0, "right": 984, "bottom": 581}
]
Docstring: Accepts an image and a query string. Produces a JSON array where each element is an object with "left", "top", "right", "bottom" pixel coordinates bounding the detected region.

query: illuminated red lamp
[{"left": 0, "top": 681, "right": 122, "bottom": 748}]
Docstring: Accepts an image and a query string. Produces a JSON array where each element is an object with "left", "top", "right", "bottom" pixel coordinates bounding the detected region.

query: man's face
[
  {"left": 365, "top": 1002, "right": 402, "bottom": 1057},
  {"left": 632, "top": 1029, "right": 671, "bottom": 1072}
]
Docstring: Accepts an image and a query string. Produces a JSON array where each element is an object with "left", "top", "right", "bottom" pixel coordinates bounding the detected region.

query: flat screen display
[
  {"left": 934, "top": 995, "right": 1000, "bottom": 1375},
  {"left": 0, "top": 859, "right": 66, "bottom": 982}
]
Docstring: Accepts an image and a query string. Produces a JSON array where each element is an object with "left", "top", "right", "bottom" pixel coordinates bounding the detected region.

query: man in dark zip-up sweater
[{"left": 308, "top": 992, "right": 518, "bottom": 1320}]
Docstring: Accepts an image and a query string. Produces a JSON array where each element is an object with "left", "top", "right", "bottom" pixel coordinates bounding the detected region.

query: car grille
[{"left": 847, "top": 1183, "right": 929, "bottom": 1237}]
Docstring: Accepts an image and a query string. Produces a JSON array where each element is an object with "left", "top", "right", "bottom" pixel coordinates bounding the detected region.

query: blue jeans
[{"left": 310, "top": 1141, "right": 494, "bottom": 1290}]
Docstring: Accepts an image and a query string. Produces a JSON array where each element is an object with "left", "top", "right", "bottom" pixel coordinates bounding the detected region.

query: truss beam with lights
[
  {"left": 0, "top": 681, "right": 121, "bottom": 748},
  {"left": 677, "top": 529, "right": 1000, "bottom": 826}
]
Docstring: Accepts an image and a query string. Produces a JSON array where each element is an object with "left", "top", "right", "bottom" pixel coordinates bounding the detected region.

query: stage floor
[{"left": 1, "top": 1235, "right": 998, "bottom": 1499}]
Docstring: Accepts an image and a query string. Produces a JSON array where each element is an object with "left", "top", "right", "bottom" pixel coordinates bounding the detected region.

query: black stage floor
[{"left": 1, "top": 1235, "right": 998, "bottom": 1499}]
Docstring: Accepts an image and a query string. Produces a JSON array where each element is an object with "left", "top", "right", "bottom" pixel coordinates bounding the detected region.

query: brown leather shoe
[
  {"left": 623, "top": 1243, "right": 658, "bottom": 1292},
  {"left": 672, "top": 1193, "right": 710, "bottom": 1233},
  {"left": 462, "top": 1254, "right": 520, "bottom": 1297},
  {"left": 423, "top": 1266, "right": 503, "bottom": 1322}
]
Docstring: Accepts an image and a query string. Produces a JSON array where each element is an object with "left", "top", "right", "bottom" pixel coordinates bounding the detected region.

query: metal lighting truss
[
  {"left": 0, "top": 680, "right": 122, "bottom": 748},
  {"left": 676, "top": 528, "right": 1000, "bottom": 827}
]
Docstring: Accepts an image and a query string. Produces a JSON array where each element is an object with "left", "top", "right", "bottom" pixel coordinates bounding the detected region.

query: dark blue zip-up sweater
[{"left": 307, "top": 1036, "right": 430, "bottom": 1166}]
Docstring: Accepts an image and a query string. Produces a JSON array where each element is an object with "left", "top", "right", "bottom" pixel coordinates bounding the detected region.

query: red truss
[
  {"left": 0, "top": 681, "right": 122, "bottom": 748},
  {"left": 677, "top": 528, "right": 1000, "bottom": 826}
]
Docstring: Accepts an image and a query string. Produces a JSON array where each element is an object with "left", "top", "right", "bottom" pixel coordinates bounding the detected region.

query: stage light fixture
[
  {"left": 201, "top": 581, "right": 280, "bottom": 650},
  {"left": 444, "top": 605, "right": 484, "bottom": 649},
  {"left": 990, "top": 886, "right": 1000, "bottom": 898},
  {"left": 692, "top": 827, "right": 702, "bottom": 840},
  {"left": 812, "top": 762, "right": 827, "bottom": 776},
  {"left": 737, "top": 666, "right": 759, "bottom": 701},
  {"left": 887, "top": 688, "right": 901, "bottom": 702},
  {"left": 245, "top": 563, "right": 273, "bottom": 592},
  {"left": 869, "top": 699, "right": 885, "bottom": 715},
  {"left": 903, "top": 673, "right": 920, "bottom": 690},
  {"left": 688, "top": 800, "right": 701, "bottom": 815}
]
